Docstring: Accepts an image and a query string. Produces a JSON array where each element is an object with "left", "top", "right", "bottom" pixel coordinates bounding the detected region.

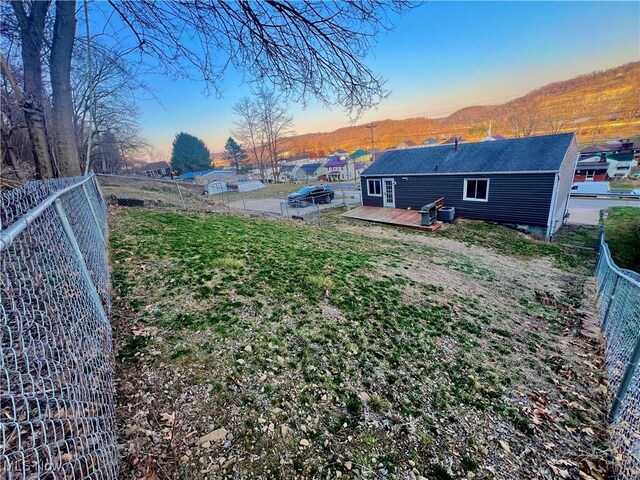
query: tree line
[{"left": 1, "top": 1, "right": 415, "bottom": 182}]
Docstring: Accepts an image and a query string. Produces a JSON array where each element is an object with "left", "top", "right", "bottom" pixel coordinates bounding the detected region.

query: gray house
[{"left": 360, "top": 133, "right": 579, "bottom": 238}]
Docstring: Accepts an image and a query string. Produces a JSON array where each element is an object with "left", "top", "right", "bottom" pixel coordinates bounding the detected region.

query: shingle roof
[
  {"left": 361, "top": 133, "right": 575, "bottom": 176},
  {"left": 175, "top": 170, "right": 214, "bottom": 180},
  {"left": 325, "top": 158, "right": 347, "bottom": 167},
  {"left": 442, "top": 137, "right": 465, "bottom": 145},
  {"left": 350, "top": 149, "right": 369, "bottom": 158},
  {"left": 140, "top": 161, "right": 171, "bottom": 172},
  {"left": 300, "top": 163, "right": 322, "bottom": 174},
  {"left": 280, "top": 164, "right": 296, "bottom": 172}
]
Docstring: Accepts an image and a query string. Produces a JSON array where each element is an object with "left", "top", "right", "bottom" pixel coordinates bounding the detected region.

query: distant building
[
  {"left": 296, "top": 162, "right": 325, "bottom": 181},
  {"left": 329, "top": 149, "right": 349, "bottom": 159},
  {"left": 481, "top": 121, "right": 506, "bottom": 142},
  {"left": 324, "top": 157, "right": 364, "bottom": 181},
  {"left": 482, "top": 134, "right": 506, "bottom": 141},
  {"left": 575, "top": 152, "right": 637, "bottom": 180},
  {"left": 574, "top": 156, "right": 609, "bottom": 182},
  {"left": 580, "top": 140, "right": 639, "bottom": 159},
  {"left": 422, "top": 138, "right": 440, "bottom": 147},
  {"left": 139, "top": 161, "right": 172, "bottom": 177},
  {"left": 396, "top": 140, "right": 418, "bottom": 149},
  {"left": 442, "top": 136, "right": 466, "bottom": 145}
]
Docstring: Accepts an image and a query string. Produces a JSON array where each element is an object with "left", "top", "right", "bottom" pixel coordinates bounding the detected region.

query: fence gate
[{"left": 1, "top": 174, "right": 116, "bottom": 479}]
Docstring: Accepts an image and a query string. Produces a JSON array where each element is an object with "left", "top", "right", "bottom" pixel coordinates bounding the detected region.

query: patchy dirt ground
[{"left": 110, "top": 207, "right": 610, "bottom": 480}]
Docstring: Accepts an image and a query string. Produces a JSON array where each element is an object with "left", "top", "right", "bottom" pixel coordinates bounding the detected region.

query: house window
[
  {"left": 463, "top": 179, "right": 489, "bottom": 202},
  {"left": 367, "top": 179, "right": 382, "bottom": 196}
]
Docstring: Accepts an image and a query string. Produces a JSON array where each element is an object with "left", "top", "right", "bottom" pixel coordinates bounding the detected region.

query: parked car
[
  {"left": 570, "top": 182, "right": 610, "bottom": 195},
  {"left": 287, "top": 185, "right": 334, "bottom": 206}
]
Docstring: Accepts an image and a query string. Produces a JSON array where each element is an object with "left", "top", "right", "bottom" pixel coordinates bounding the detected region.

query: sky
[{"left": 117, "top": 1, "right": 640, "bottom": 157}]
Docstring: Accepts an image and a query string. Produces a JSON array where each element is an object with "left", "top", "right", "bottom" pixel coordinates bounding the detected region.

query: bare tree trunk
[
  {"left": 10, "top": 1, "right": 55, "bottom": 178},
  {"left": 1, "top": 126, "right": 26, "bottom": 182},
  {"left": 51, "top": 0, "right": 81, "bottom": 176}
]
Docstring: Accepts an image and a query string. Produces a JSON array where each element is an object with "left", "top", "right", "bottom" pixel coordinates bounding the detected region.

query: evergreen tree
[
  {"left": 170, "top": 132, "right": 211, "bottom": 175},
  {"left": 223, "top": 137, "right": 248, "bottom": 173}
]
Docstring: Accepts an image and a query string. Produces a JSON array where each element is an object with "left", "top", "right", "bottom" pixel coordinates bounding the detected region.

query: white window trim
[
  {"left": 367, "top": 179, "right": 382, "bottom": 197},
  {"left": 463, "top": 178, "right": 490, "bottom": 202}
]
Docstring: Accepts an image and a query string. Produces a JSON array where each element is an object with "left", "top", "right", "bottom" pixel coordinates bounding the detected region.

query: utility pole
[{"left": 367, "top": 122, "right": 377, "bottom": 155}]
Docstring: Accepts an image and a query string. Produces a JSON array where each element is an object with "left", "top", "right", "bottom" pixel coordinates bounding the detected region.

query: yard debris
[{"left": 197, "top": 427, "right": 227, "bottom": 445}]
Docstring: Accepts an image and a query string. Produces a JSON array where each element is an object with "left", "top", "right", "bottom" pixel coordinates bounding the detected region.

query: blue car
[{"left": 287, "top": 185, "right": 335, "bottom": 206}]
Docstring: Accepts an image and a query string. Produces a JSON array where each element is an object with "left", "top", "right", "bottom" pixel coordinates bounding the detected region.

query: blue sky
[{"left": 128, "top": 1, "right": 640, "bottom": 156}]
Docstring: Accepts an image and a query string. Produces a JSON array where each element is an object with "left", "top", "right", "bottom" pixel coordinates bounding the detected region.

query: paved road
[
  {"left": 567, "top": 197, "right": 640, "bottom": 225},
  {"left": 229, "top": 190, "right": 361, "bottom": 215}
]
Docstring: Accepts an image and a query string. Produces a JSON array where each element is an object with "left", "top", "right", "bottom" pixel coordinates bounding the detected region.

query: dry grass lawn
[{"left": 110, "top": 207, "right": 609, "bottom": 480}]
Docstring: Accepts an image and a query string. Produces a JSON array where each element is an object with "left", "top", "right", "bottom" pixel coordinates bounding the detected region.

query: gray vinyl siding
[
  {"left": 550, "top": 138, "right": 579, "bottom": 235},
  {"left": 361, "top": 173, "right": 555, "bottom": 226}
]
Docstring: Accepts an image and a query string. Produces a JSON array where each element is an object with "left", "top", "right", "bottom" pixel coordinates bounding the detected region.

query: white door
[{"left": 382, "top": 178, "right": 395, "bottom": 207}]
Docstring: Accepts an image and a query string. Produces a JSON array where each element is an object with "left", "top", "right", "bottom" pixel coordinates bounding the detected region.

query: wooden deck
[{"left": 342, "top": 206, "right": 443, "bottom": 231}]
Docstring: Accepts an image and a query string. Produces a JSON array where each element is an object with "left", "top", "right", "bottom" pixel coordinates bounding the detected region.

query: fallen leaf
[
  {"left": 160, "top": 412, "right": 176, "bottom": 426},
  {"left": 498, "top": 440, "right": 511, "bottom": 453}
]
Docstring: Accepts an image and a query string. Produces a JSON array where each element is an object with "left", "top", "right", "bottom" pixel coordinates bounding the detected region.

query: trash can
[
  {"left": 419, "top": 202, "right": 437, "bottom": 226},
  {"left": 438, "top": 207, "right": 455, "bottom": 222}
]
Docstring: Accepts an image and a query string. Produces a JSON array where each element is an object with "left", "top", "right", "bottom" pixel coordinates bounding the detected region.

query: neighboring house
[
  {"left": 350, "top": 149, "right": 373, "bottom": 163},
  {"left": 574, "top": 157, "right": 609, "bottom": 182},
  {"left": 296, "top": 162, "right": 324, "bottom": 181},
  {"left": 360, "top": 133, "right": 579, "bottom": 238},
  {"left": 422, "top": 138, "right": 440, "bottom": 147},
  {"left": 481, "top": 121, "right": 505, "bottom": 142},
  {"left": 324, "top": 157, "right": 365, "bottom": 181},
  {"left": 580, "top": 140, "right": 639, "bottom": 161},
  {"left": 482, "top": 134, "right": 506, "bottom": 141},
  {"left": 442, "top": 136, "right": 466, "bottom": 145},
  {"left": 325, "top": 157, "right": 349, "bottom": 181},
  {"left": 279, "top": 164, "right": 297, "bottom": 182},
  {"left": 574, "top": 153, "right": 638, "bottom": 180},
  {"left": 606, "top": 153, "right": 637, "bottom": 178},
  {"left": 396, "top": 140, "right": 418, "bottom": 149},
  {"left": 139, "top": 161, "right": 172, "bottom": 177},
  {"left": 329, "top": 149, "right": 349, "bottom": 159}
]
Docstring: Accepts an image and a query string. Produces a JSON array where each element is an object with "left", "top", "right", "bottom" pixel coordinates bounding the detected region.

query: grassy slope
[
  {"left": 604, "top": 207, "right": 640, "bottom": 272},
  {"left": 111, "top": 210, "right": 608, "bottom": 479}
]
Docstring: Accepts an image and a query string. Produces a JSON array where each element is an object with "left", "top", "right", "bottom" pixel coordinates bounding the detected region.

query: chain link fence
[
  {"left": 1, "top": 173, "right": 116, "bottom": 479},
  {"left": 594, "top": 232, "right": 640, "bottom": 479}
]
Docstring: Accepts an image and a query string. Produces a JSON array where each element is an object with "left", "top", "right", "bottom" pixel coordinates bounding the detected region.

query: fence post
[
  {"left": 92, "top": 172, "right": 106, "bottom": 207},
  {"left": 609, "top": 335, "right": 640, "bottom": 422},
  {"left": 82, "top": 183, "right": 105, "bottom": 243},
  {"left": 600, "top": 273, "right": 620, "bottom": 331},
  {"left": 53, "top": 198, "right": 108, "bottom": 322},
  {"left": 175, "top": 181, "right": 186, "bottom": 210}
]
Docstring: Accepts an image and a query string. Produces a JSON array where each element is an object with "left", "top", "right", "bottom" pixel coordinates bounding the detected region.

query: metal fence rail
[
  {"left": 1, "top": 174, "right": 115, "bottom": 479},
  {"left": 594, "top": 233, "right": 640, "bottom": 479}
]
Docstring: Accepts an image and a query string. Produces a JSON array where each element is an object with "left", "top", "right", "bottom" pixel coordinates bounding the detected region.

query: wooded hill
[{"left": 284, "top": 62, "right": 640, "bottom": 155}]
